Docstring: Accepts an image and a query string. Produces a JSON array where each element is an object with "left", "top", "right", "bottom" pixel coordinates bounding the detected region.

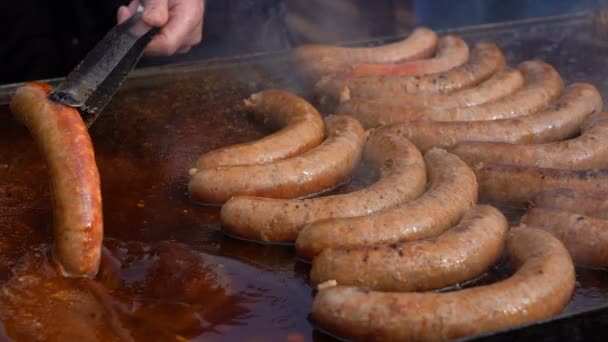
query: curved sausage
[
  {"left": 220, "top": 130, "right": 426, "bottom": 243},
  {"left": 452, "top": 112, "right": 608, "bottom": 169},
  {"left": 188, "top": 115, "right": 366, "bottom": 204},
  {"left": 383, "top": 83, "right": 602, "bottom": 152},
  {"left": 348, "top": 35, "right": 469, "bottom": 77},
  {"left": 522, "top": 207, "right": 608, "bottom": 268},
  {"left": 311, "top": 227, "right": 575, "bottom": 342},
  {"left": 311, "top": 205, "right": 508, "bottom": 292},
  {"left": 295, "top": 148, "right": 478, "bottom": 259},
  {"left": 196, "top": 90, "right": 325, "bottom": 169},
  {"left": 292, "top": 27, "right": 438, "bottom": 80},
  {"left": 533, "top": 188, "right": 608, "bottom": 220},
  {"left": 315, "top": 41, "right": 505, "bottom": 105},
  {"left": 338, "top": 67, "right": 524, "bottom": 128},
  {"left": 9, "top": 82, "right": 103, "bottom": 277},
  {"left": 475, "top": 165, "right": 608, "bottom": 207}
]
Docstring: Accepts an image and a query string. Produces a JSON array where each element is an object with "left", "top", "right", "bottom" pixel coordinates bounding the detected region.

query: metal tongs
[{"left": 49, "top": 4, "right": 159, "bottom": 127}]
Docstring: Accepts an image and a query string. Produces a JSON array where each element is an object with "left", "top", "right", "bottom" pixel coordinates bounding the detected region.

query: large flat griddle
[{"left": 1, "top": 11, "right": 608, "bottom": 342}]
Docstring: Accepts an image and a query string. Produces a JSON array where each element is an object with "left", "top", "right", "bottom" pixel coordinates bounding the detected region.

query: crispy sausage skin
[
  {"left": 292, "top": 27, "right": 438, "bottom": 81},
  {"left": 338, "top": 67, "right": 524, "bottom": 127},
  {"left": 10, "top": 82, "right": 103, "bottom": 278},
  {"left": 522, "top": 208, "right": 608, "bottom": 268},
  {"left": 453, "top": 112, "right": 608, "bottom": 169},
  {"left": 220, "top": 130, "right": 426, "bottom": 243},
  {"left": 188, "top": 115, "right": 366, "bottom": 204},
  {"left": 475, "top": 165, "right": 608, "bottom": 207},
  {"left": 311, "top": 205, "right": 508, "bottom": 291},
  {"left": 295, "top": 148, "right": 478, "bottom": 259},
  {"left": 533, "top": 188, "right": 608, "bottom": 220},
  {"left": 311, "top": 227, "right": 575, "bottom": 342},
  {"left": 315, "top": 41, "right": 505, "bottom": 105},
  {"left": 383, "top": 83, "right": 602, "bottom": 151},
  {"left": 348, "top": 35, "right": 469, "bottom": 77},
  {"left": 195, "top": 90, "right": 325, "bottom": 169}
]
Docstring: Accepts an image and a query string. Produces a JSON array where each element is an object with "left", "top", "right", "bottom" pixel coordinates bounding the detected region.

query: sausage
[
  {"left": 311, "top": 227, "right": 575, "bottom": 342},
  {"left": 533, "top": 188, "right": 608, "bottom": 220},
  {"left": 315, "top": 41, "right": 505, "bottom": 106},
  {"left": 522, "top": 207, "right": 608, "bottom": 268},
  {"left": 9, "top": 82, "right": 103, "bottom": 277},
  {"left": 188, "top": 115, "right": 366, "bottom": 204},
  {"left": 338, "top": 67, "right": 524, "bottom": 128},
  {"left": 293, "top": 27, "right": 438, "bottom": 81},
  {"left": 475, "top": 165, "right": 608, "bottom": 207},
  {"left": 452, "top": 112, "right": 608, "bottom": 169},
  {"left": 310, "top": 205, "right": 508, "bottom": 291},
  {"left": 295, "top": 148, "right": 478, "bottom": 259},
  {"left": 383, "top": 83, "right": 602, "bottom": 151},
  {"left": 220, "top": 129, "right": 426, "bottom": 243},
  {"left": 196, "top": 90, "right": 325, "bottom": 169},
  {"left": 347, "top": 35, "right": 469, "bottom": 77}
]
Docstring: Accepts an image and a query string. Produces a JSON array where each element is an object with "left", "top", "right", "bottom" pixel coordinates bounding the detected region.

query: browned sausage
[
  {"left": 383, "top": 83, "right": 602, "bottom": 151},
  {"left": 311, "top": 227, "right": 575, "bottom": 342},
  {"left": 9, "top": 82, "right": 103, "bottom": 277},
  {"left": 453, "top": 112, "right": 608, "bottom": 169},
  {"left": 311, "top": 205, "right": 508, "bottom": 291},
  {"left": 293, "top": 27, "right": 438, "bottom": 80},
  {"left": 522, "top": 207, "right": 608, "bottom": 268},
  {"left": 475, "top": 165, "right": 608, "bottom": 207},
  {"left": 195, "top": 90, "right": 324, "bottom": 169},
  {"left": 347, "top": 35, "right": 469, "bottom": 77},
  {"left": 533, "top": 188, "right": 608, "bottom": 220},
  {"left": 219, "top": 129, "right": 426, "bottom": 243},
  {"left": 188, "top": 115, "right": 366, "bottom": 204},
  {"left": 315, "top": 41, "right": 505, "bottom": 105},
  {"left": 338, "top": 67, "right": 524, "bottom": 127},
  {"left": 295, "top": 148, "right": 478, "bottom": 259}
]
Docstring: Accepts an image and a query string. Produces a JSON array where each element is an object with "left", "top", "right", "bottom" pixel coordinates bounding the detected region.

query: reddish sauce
[{"left": 0, "top": 70, "right": 607, "bottom": 341}]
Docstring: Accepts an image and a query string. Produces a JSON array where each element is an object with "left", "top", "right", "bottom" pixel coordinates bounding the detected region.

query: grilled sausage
[
  {"left": 453, "top": 112, "right": 608, "bottom": 169},
  {"left": 293, "top": 27, "right": 438, "bottom": 81},
  {"left": 383, "top": 83, "right": 602, "bottom": 151},
  {"left": 338, "top": 67, "right": 524, "bottom": 127},
  {"left": 533, "top": 188, "right": 608, "bottom": 220},
  {"left": 9, "top": 82, "right": 103, "bottom": 277},
  {"left": 311, "top": 227, "right": 575, "bottom": 342},
  {"left": 311, "top": 205, "right": 508, "bottom": 291},
  {"left": 295, "top": 148, "right": 478, "bottom": 259},
  {"left": 522, "top": 207, "right": 608, "bottom": 268},
  {"left": 475, "top": 165, "right": 608, "bottom": 207},
  {"left": 188, "top": 115, "right": 366, "bottom": 204},
  {"left": 315, "top": 41, "right": 505, "bottom": 105},
  {"left": 196, "top": 90, "right": 325, "bottom": 169},
  {"left": 348, "top": 35, "right": 469, "bottom": 77},
  {"left": 220, "top": 130, "right": 426, "bottom": 243}
]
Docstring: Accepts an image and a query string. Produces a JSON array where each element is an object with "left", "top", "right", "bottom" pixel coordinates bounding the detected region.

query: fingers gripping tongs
[{"left": 48, "top": 5, "right": 159, "bottom": 127}]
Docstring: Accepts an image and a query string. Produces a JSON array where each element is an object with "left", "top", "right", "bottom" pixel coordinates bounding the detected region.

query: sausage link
[
  {"left": 475, "top": 165, "right": 608, "bottom": 207},
  {"left": 453, "top": 112, "right": 608, "bottom": 169},
  {"left": 196, "top": 90, "right": 324, "bottom": 169},
  {"left": 311, "top": 205, "right": 508, "bottom": 291},
  {"left": 315, "top": 41, "right": 505, "bottom": 105},
  {"left": 383, "top": 83, "right": 602, "bottom": 151},
  {"left": 219, "top": 130, "right": 426, "bottom": 243},
  {"left": 522, "top": 207, "right": 608, "bottom": 268},
  {"left": 10, "top": 82, "right": 103, "bottom": 277},
  {"left": 312, "top": 227, "right": 575, "bottom": 342},
  {"left": 338, "top": 67, "right": 524, "bottom": 127},
  {"left": 188, "top": 115, "right": 366, "bottom": 204},
  {"left": 348, "top": 35, "right": 469, "bottom": 77},
  {"left": 533, "top": 188, "right": 608, "bottom": 220},
  {"left": 295, "top": 148, "right": 478, "bottom": 259}
]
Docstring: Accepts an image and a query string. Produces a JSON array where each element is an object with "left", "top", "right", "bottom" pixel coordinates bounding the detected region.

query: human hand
[{"left": 117, "top": 0, "right": 205, "bottom": 56}]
